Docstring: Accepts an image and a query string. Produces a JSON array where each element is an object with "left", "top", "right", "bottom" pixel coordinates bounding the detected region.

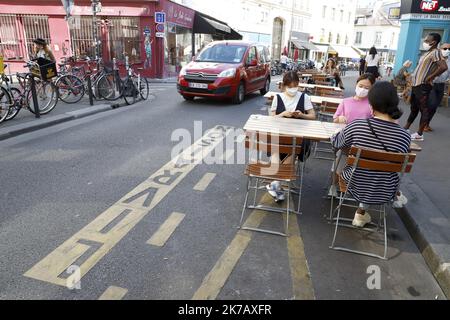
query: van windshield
[{"left": 195, "top": 45, "right": 247, "bottom": 64}]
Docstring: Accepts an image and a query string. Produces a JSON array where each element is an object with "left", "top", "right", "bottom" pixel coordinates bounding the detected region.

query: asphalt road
[{"left": 0, "top": 76, "right": 445, "bottom": 299}]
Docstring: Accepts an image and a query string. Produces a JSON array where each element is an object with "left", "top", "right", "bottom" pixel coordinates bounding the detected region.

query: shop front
[{"left": 395, "top": 0, "right": 450, "bottom": 73}]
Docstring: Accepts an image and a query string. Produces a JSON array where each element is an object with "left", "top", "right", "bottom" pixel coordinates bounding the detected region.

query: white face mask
[
  {"left": 442, "top": 49, "right": 450, "bottom": 58},
  {"left": 423, "top": 42, "right": 432, "bottom": 51},
  {"left": 286, "top": 88, "right": 298, "bottom": 97},
  {"left": 355, "top": 87, "right": 369, "bottom": 98}
]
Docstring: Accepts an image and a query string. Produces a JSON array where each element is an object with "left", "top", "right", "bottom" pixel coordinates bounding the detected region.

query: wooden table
[
  {"left": 243, "top": 115, "right": 344, "bottom": 142},
  {"left": 277, "top": 81, "right": 342, "bottom": 92},
  {"left": 264, "top": 91, "right": 343, "bottom": 105}
]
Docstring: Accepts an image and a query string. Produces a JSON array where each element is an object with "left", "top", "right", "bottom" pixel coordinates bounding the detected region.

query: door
[{"left": 245, "top": 46, "right": 258, "bottom": 92}]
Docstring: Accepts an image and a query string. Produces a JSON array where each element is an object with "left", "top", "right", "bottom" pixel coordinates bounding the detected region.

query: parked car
[{"left": 177, "top": 41, "right": 271, "bottom": 104}]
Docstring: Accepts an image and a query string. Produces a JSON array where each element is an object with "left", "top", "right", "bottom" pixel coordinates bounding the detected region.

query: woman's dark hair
[
  {"left": 357, "top": 73, "right": 376, "bottom": 85},
  {"left": 282, "top": 71, "right": 300, "bottom": 87},
  {"left": 368, "top": 81, "right": 402, "bottom": 120},
  {"left": 369, "top": 47, "right": 377, "bottom": 59}
]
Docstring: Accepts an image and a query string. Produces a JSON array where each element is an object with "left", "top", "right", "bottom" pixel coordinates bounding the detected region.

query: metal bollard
[
  {"left": 86, "top": 72, "right": 94, "bottom": 106},
  {"left": 29, "top": 75, "right": 40, "bottom": 118}
]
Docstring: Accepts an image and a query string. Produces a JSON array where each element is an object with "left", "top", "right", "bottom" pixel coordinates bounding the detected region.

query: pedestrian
[
  {"left": 280, "top": 53, "right": 288, "bottom": 73},
  {"left": 324, "top": 58, "right": 345, "bottom": 89},
  {"left": 333, "top": 73, "right": 375, "bottom": 125},
  {"left": 266, "top": 71, "right": 316, "bottom": 202},
  {"left": 393, "top": 60, "right": 413, "bottom": 88},
  {"left": 32, "top": 38, "right": 55, "bottom": 62},
  {"left": 331, "top": 81, "right": 411, "bottom": 227},
  {"left": 425, "top": 42, "right": 450, "bottom": 132},
  {"left": 404, "top": 33, "right": 448, "bottom": 141},
  {"left": 366, "top": 47, "right": 380, "bottom": 79},
  {"left": 359, "top": 56, "right": 366, "bottom": 76}
]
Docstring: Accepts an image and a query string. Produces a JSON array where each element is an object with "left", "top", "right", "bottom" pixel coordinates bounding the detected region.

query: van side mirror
[{"left": 248, "top": 59, "right": 258, "bottom": 67}]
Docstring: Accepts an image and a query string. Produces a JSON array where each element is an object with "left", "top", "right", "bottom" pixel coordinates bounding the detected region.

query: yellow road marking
[
  {"left": 24, "top": 126, "right": 233, "bottom": 287},
  {"left": 192, "top": 195, "right": 270, "bottom": 300},
  {"left": 193, "top": 173, "right": 217, "bottom": 191},
  {"left": 285, "top": 214, "right": 315, "bottom": 300},
  {"left": 147, "top": 212, "right": 185, "bottom": 247},
  {"left": 98, "top": 286, "right": 128, "bottom": 300}
]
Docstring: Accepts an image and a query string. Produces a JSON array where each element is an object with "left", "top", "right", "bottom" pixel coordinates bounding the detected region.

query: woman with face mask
[
  {"left": 333, "top": 73, "right": 375, "bottom": 125},
  {"left": 266, "top": 71, "right": 316, "bottom": 202}
]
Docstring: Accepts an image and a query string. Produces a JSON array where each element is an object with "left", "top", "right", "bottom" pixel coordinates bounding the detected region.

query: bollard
[
  {"left": 86, "top": 72, "right": 94, "bottom": 106},
  {"left": 29, "top": 75, "right": 40, "bottom": 118}
]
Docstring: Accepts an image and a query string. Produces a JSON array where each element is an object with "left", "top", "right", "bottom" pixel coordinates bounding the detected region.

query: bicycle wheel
[
  {"left": 5, "top": 87, "right": 22, "bottom": 121},
  {"left": 138, "top": 77, "right": 149, "bottom": 100},
  {"left": 56, "top": 74, "right": 85, "bottom": 104},
  {"left": 0, "top": 86, "right": 12, "bottom": 123},
  {"left": 27, "top": 80, "right": 58, "bottom": 115},
  {"left": 123, "top": 78, "right": 137, "bottom": 105},
  {"left": 98, "top": 72, "right": 123, "bottom": 101}
]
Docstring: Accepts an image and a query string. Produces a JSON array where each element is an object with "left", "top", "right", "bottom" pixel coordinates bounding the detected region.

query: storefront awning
[
  {"left": 312, "top": 43, "right": 329, "bottom": 53},
  {"left": 193, "top": 12, "right": 242, "bottom": 40},
  {"left": 332, "top": 45, "right": 362, "bottom": 59},
  {"left": 291, "top": 40, "right": 319, "bottom": 51}
]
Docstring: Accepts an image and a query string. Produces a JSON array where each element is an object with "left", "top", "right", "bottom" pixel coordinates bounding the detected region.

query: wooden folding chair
[
  {"left": 329, "top": 146, "right": 416, "bottom": 260},
  {"left": 312, "top": 101, "right": 340, "bottom": 161},
  {"left": 239, "top": 131, "right": 305, "bottom": 237}
]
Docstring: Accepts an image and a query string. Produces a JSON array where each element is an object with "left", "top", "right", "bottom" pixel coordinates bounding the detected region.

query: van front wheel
[{"left": 232, "top": 82, "right": 245, "bottom": 105}]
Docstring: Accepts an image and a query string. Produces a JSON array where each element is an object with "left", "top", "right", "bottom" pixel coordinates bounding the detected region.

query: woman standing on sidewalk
[
  {"left": 366, "top": 47, "right": 380, "bottom": 79},
  {"left": 32, "top": 38, "right": 55, "bottom": 62},
  {"left": 324, "top": 58, "right": 345, "bottom": 89}
]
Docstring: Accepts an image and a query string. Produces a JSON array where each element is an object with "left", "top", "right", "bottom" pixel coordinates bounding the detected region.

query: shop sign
[
  {"left": 155, "top": 12, "right": 166, "bottom": 24},
  {"left": 388, "top": 7, "right": 401, "bottom": 19},
  {"left": 401, "top": 0, "right": 450, "bottom": 15},
  {"left": 165, "top": 3, "right": 194, "bottom": 29}
]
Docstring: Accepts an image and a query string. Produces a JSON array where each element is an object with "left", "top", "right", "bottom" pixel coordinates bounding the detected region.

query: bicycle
[{"left": 2, "top": 61, "right": 58, "bottom": 120}]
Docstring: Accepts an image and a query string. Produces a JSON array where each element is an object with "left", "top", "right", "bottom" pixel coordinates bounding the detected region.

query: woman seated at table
[
  {"left": 323, "top": 58, "right": 345, "bottom": 90},
  {"left": 266, "top": 71, "right": 316, "bottom": 202},
  {"left": 333, "top": 73, "right": 375, "bottom": 125},
  {"left": 331, "top": 81, "right": 411, "bottom": 227}
]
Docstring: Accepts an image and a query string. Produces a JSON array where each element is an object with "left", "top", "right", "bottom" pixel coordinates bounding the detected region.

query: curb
[{"left": 397, "top": 176, "right": 450, "bottom": 299}]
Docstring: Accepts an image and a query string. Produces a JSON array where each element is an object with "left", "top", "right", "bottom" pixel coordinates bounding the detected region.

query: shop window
[
  {"left": 0, "top": 14, "right": 24, "bottom": 60},
  {"left": 165, "top": 24, "right": 192, "bottom": 76},
  {"left": 69, "top": 16, "right": 101, "bottom": 59},
  {"left": 21, "top": 15, "right": 51, "bottom": 58},
  {"left": 108, "top": 17, "right": 141, "bottom": 63}
]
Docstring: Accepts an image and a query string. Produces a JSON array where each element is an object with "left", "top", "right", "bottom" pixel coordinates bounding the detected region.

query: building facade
[
  {"left": 308, "top": 0, "right": 360, "bottom": 64},
  {"left": 353, "top": 0, "right": 401, "bottom": 64},
  {"left": 0, "top": 0, "right": 239, "bottom": 78},
  {"left": 175, "top": 0, "right": 312, "bottom": 62},
  {"left": 395, "top": 0, "right": 450, "bottom": 74}
]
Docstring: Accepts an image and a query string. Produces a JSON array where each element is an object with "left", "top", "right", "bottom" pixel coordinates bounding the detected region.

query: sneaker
[
  {"left": 266, "top": 182, "right": 284, "bottom": 203},
  {"left": 352, "top": 211, "right": 372, "bottom": 228},
  {"left": 411, "top": 132, "right": 424, "bottom": 141},
  {"left": 392, "top": 191, "right": 408, "bottom": 208}
]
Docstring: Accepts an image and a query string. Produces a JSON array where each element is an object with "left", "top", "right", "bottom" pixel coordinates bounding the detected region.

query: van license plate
[{"left": 189, "top": 83, "right": 208, "bottom": 89}]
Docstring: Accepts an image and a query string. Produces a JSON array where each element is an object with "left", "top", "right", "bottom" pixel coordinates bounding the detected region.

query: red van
[{"left": 177, "top": 41, "right": 271, "bottom": 104}]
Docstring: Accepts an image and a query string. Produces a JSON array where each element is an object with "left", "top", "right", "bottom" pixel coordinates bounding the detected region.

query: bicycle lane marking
[{"left": 24, "top": 125, "right": 234, "bottom": 287}]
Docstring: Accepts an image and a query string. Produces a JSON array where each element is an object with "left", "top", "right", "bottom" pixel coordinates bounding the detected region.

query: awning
[
  {"left": 291, "top": 40, "right": 319, "bottom": 51},
  {"left": 332, "top": 45, "right": 362, "bottom": 59},
  {"left": 193, "top": 12, "right": 242, "bottom": 40},
  {"left": 312, "top": 43, "right": 329, "bottom": 53}
]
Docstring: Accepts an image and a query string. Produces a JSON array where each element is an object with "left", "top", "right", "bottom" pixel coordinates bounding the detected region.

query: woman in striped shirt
[{"left": 331, "top": 82, "right": 411, "bottom": 227}]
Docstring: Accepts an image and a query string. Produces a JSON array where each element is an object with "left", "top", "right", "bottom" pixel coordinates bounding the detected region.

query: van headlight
[
  {"left": 179, "top": 67, "right": 188, "bottom": 76},
  {"left": 218, "top": 68, "right": 236, "bottom": 78}
]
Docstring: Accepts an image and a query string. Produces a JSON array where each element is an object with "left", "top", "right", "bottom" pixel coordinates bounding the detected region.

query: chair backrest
[
  {"left": 346, "top": 146, "right": 416, "bottom": 174},
  {"left": 320, "top": 101, "right": 340, "bottom": 113},
  {"left": 245, "top": 131, "right": 303, "bottom": 155},
  {"left": 315, "top": 88, "right": 344, "bottom": 98}
]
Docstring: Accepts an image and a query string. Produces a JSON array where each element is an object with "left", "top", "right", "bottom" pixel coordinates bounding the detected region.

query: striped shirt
[
  {"left": 412, "top": 48, "right": 444, "bottom": 87},
  {"left": 332, "top": 118, "right": 411, "bottom": 205}
]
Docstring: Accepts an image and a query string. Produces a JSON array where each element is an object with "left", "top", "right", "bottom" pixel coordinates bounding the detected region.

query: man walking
[
  {"left": 405, "top": 33, "right": 448, "bottom": 141},
  {"left": 425, "top": 42, "right": 450, "bottom": 132}
]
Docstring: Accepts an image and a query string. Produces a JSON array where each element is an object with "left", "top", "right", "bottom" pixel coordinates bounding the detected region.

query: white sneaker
[
  {"left": 352, "top": 211, "right": 372, "bottom": 228},
  {"left": 266, "top": 182, "right": 284, "bottom": 203},
  {"left": 411, "top": 132, "right": 424, "bottom": 141},
  {"left": 392, "top": 191, "right": 408, "bottom": 208}
]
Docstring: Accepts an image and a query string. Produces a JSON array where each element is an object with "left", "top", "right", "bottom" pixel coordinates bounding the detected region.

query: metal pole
[
  {"left": 29, "top": 75, "right": 40, "bottom": 118},
  {"left": 92, "top": 0, "right": 98, "bottom": 59},
  {"left": 288, "top": 0, "right": 295, "bottom": 59},
  {"left": 86, "top": 71, "right": 94, "bottom": 106}
]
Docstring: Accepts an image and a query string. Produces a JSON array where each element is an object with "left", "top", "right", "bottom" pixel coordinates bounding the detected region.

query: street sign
[
  {"left": 155, "top": 12, "right": 166, "bottom": 24},
  {"left": 144, "top": 26, "right": 151, "bottom": 35},
  {"left": 156, "top": 23, "right": 165, "bottom": 33},
  {"left": 156, "top": 32, "right": 165, "bottom": 38}
]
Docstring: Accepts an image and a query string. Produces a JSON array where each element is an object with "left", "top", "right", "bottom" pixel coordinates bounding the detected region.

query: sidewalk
[{"left": 341, "top": 73, "right": 450, "bottom": 298}]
